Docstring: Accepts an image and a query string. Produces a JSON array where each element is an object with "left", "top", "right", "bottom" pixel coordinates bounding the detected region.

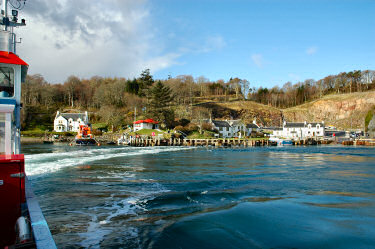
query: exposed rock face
[{"left": 283, "top": 91, "right": 375, "bottom": 129}]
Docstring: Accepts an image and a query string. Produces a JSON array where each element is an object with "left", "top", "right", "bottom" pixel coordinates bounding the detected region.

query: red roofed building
[{"left": 133, "top": 119, "right": 159, "bottom": 131}]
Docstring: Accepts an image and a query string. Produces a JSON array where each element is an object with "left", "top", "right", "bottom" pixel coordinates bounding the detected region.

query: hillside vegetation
[{"left": 21, "top": 69, "right": 375, "bottom": 132}]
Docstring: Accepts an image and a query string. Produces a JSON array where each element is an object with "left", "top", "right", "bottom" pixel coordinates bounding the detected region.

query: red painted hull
[{"left": 0, "top": 154, "right": 25, "bottom": 247}]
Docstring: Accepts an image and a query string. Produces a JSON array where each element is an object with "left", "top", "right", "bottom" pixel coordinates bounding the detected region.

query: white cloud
[
  {"left": 251, "top": 54, "right": 264, "bottom": 68},
  {"left": 306, "top": 46, "right": 318, "bottom": 55},
  {"left": 16, "top": 0, "right": 181, "bottom": 83}
]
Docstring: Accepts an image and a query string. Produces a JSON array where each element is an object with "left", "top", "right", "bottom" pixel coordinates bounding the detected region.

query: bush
[
  {"left": 92, "top": 129, "right": 103, "bottom": 136},
  {"left": 62, "top": 131, "right": 76, "bottom": 137},
  {"left": 21, "top": 130, "right": 45, "bottom": 137},
  {"left": 176, "top": 118, "right": 190, "bottom": 127},
  {"left": 203, "top": 130, "right": 216, "bottom": 138},
  {"left": 174, "top": 125, "right": 190, "bottom": 134},
  {"left": 187, "top": 123, "right": 199, "bottom": 132},
  {"left": 201, "top": 123, "right": 213, "bottom": 131}
]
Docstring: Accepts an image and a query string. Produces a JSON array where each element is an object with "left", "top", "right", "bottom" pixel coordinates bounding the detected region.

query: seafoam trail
[{"left": 25, "top": 146, "right": 194, "bottom": 178}]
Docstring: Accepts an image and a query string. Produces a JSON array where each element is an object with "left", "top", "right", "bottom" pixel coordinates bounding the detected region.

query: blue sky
[
  {"left": 19, "top": 0, "right": 374, "bottom": 87},
  {"left": 149, "top": 0, "right": 375, "bottom": 88}
]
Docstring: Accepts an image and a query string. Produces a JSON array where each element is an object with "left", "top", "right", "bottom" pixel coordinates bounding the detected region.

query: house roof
[
  {"left": 134, "top": 119, "right": 159, "bottom": 124},
  {"left": 57, "top": 113, "right": 87, "bottom": 121},
  {"left": 246, "top": 123, "right": 259, "bottom": 129},
  {"left": 212, "top": 120, "right": 230, "bottom": 128},
  {"left": 284, "top": 122, "right": 305, "bottom": 128},
  {"left": 229, "top": 120, "right": 243, "bottom": 126},
  {"left": 308, "top": 122, "right": 324, "bottom": 127}
]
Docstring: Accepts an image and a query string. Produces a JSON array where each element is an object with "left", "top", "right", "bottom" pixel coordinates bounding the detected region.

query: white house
[
  {"left": 54, "top": 111, "right": 89, "bottom": 132},
  {"left": 211, "top": 120, "right": 232, "bottom": 138},
  {"left": 133, "top": 119, "right": 159, "bottom": 131},
  {"left": 272, "top": 127, "right": 283, "bottom": 137},
  {"left": 210, "top": 119, "right": 260, "bottom": 138},
  {"left": 282, "top": 121, "right": 324, "bottom": 140},
  {"left": 228, "top": 120, "right": 244, "bottom": 137},
  {"left": 246, "top": 119, "right": 261, "bottom": 136}
]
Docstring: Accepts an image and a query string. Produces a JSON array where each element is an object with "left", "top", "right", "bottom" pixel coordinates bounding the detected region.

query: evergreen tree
[
  {"left": 138, "top": 69, "right": 154, "bottom": 96},
  {"left": 148, "top": 81, "right": 175, "bottom": 127}
]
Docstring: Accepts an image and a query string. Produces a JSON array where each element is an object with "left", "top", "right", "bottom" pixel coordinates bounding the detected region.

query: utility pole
[{"left": 134, "top": 107, "right": 137, "bottom": 131}]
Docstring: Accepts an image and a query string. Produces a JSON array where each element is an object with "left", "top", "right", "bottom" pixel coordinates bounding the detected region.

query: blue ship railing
[{"left": 25, "top": 177, "right": 57, "bottom": 249}]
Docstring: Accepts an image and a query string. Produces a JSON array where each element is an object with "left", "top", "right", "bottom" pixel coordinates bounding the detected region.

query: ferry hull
[{"left": 0, "top": 155, "right": 25, "bottom": 247}]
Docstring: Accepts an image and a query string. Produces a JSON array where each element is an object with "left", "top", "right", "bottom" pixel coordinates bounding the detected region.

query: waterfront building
[
  {"left": 246, "top": 122, "right": 261, "bottom": 136},
  {"left": 266, "top": 127, "right": 283, "bottom": 137},
  {"left": 228, "top": 120, "right": 247, "bottom": 138},
  {"left": 211, "top": 120, "right": 232, "bottom": 138},
  {"left": 54, "top": 111, "right": 89, "bottom": 132},
  {"left": 210, "top": 119, "right": 260, "bottom": 138},
  {"left": 282, "top": 121, "right": 325, "bottom": 140},
  {"left": 133, "top": 119, "right": 159, "bottom": 131}
]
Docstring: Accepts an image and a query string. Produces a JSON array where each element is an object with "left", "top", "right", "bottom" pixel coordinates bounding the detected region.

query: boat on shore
[
  {"left": 74, "top": 124, "right": 99, "bottom": 146},
  {"left": 269, "top": 136, "right": 294, "bottom": 146},
  {"left": 0, "top": 1, "right": 56, "bottom": 248}
]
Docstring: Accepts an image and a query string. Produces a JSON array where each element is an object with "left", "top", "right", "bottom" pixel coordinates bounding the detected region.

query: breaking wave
[{"left": 25, "top": 146, "right": 193, "bottom": 177}]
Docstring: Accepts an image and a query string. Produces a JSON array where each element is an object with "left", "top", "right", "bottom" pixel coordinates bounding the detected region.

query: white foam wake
[{"left": 25, "top": 146, "right": 194, "bottom": 177}]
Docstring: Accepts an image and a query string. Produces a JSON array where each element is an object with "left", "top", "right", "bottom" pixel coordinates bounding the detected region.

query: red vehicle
[{"left": 0, "top": 1, "right": 55, "bottom": 248}]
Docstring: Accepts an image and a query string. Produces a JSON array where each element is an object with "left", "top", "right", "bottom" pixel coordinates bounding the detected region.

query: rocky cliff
[
  {"left": 282, "top": 91, "right": 375, "bottom": 129},
  {"left": 192, "top": 91, "right": 375, "bottom": 129}
]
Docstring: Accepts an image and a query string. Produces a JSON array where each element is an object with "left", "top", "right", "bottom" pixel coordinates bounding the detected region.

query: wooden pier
[
  {"left": 122, "top": 137, "right": 325, "bottom": 147},
  {"left": 355, "top": 139, "right": 375, "bottom": 146},
  {"left": 124, "top": 137, "right": 276, "bottom": 147}
]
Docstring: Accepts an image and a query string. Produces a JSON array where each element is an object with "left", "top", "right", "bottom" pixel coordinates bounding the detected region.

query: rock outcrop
[{"left": 282, "top": 91, "right": 375, "bottom": 129}]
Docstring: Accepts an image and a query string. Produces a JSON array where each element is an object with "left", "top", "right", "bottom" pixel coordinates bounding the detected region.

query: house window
[{"left": 0, "top": 67, "right": 15, "bottom": 97}]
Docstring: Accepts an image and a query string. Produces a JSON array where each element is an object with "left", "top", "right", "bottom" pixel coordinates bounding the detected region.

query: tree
[
  {"left": 98, "top": 105, "right": 124, "bottom": 131},
  {"left": 148, "top": 81, "right": 175, "bottom": 127},
  {"left": 64, "top": 76, "right": 81, "bottom": 107},
  {"left": 193, "top": 107, "right": 211, "bottom": 134},
  {"left": 138, "top": 69, "right": 154, "bottom": 96},
  {"left": 229, "top": 77, "right": 241, "bottom": 99},
  {"left": 240, "top": 79, "right": 250, "bottom": 99}
]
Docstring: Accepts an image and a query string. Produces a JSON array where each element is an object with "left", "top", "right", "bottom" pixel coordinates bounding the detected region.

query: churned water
[{"left": 22, "top": 144, "right": 375, "bottom": 249}]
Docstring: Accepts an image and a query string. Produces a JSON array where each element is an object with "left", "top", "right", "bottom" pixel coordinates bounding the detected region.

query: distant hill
[
  {"left": 282, "top": 90, "right": 375, "bottom": 129},
  {"left": 195, "top": 91, "right": 375, "bottom": 130}
]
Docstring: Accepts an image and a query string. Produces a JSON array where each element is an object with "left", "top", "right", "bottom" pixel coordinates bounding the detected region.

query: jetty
[
  {"left": 355, "top": 139, "right": 375, "bottom": 146},
  {"left": 119, "top": 137, "right": 328, "bottom": 147},
  {"left": 125, "top": 138, "right": 273, "bottom": 147}
]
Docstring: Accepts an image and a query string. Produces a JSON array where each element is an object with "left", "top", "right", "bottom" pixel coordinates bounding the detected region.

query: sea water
[{"left": 22, "top": 144, "right": 375, "bottom": 249}]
